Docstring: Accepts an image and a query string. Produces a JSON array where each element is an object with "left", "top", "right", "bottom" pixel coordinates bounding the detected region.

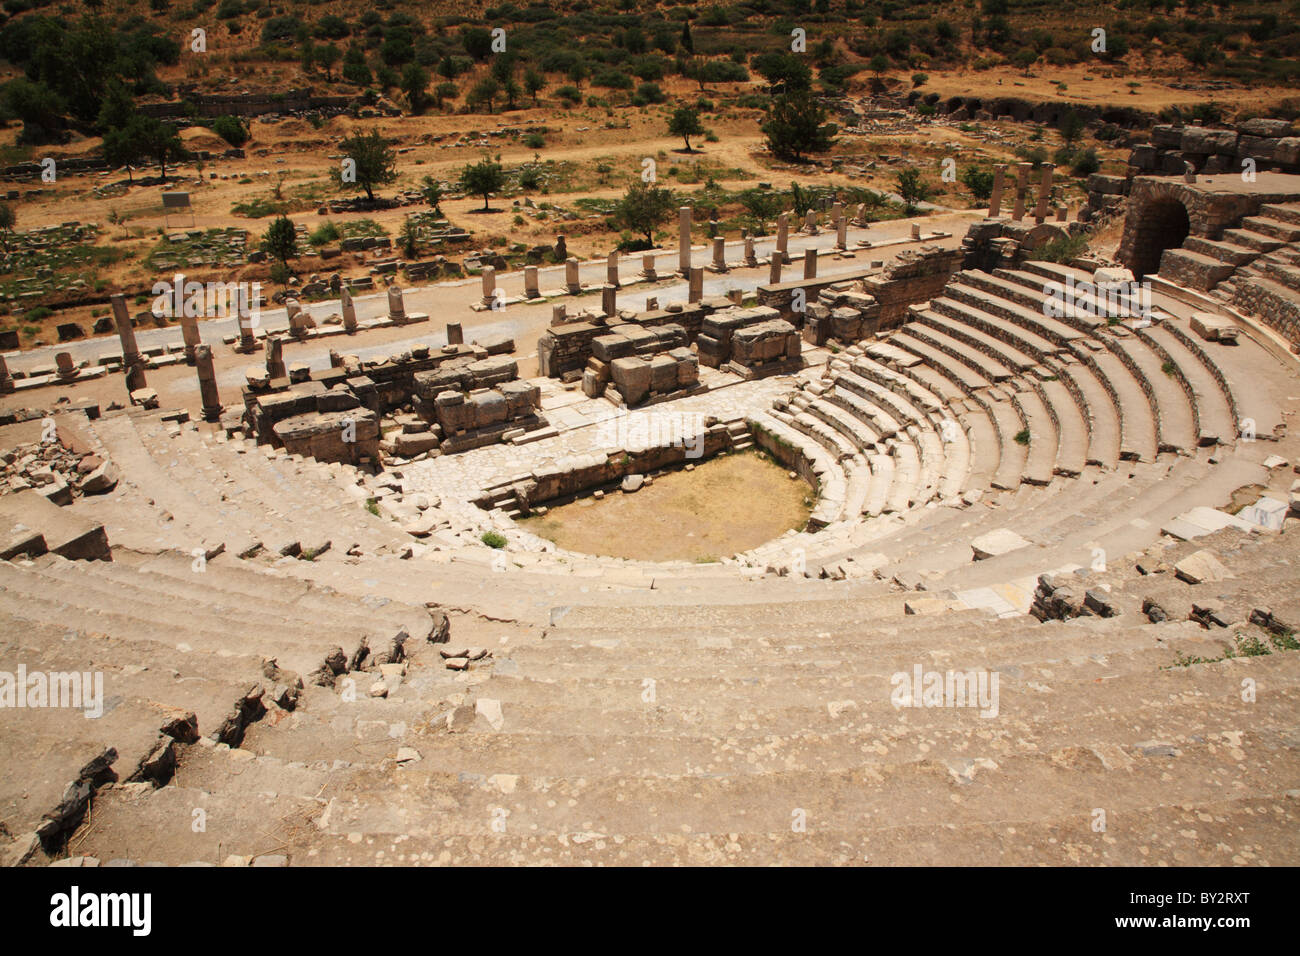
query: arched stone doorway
[{"left": 1127, "top": 198, "right": 1190, "bottom": 278}]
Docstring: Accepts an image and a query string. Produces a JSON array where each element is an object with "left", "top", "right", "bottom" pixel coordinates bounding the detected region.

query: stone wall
[
  {"left": 862, "top": 246, "right": 966, "bottom": 328},
  {"left": 537, "top": 302, "right": 717, "bottom": 379}
]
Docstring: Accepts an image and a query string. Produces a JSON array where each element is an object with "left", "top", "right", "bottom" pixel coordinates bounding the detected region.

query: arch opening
[{"left": 1128, "top": 198, "right": 1190, "bottom": 279}]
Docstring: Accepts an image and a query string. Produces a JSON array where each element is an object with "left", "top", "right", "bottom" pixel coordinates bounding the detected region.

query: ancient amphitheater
[{"left": 3, "top": 170, "right": 1300, "bottom": 868}]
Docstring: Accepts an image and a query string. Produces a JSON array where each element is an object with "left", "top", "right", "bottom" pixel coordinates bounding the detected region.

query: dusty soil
[{"left": 518, "top": 449, "right": 812, "bottom": 563}]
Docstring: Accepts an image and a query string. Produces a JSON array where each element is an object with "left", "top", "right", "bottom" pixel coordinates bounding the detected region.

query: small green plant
[
  {"left": 1014, "top": 429, "right": 1031, "bottom": 445},
  {"left": 481, "top": 530, "right": 507, "bottom": 549},
  {"left": 1161, "top": 360, "right": 1177, "bottom": 377},
  {"left": 365, "top": 498, "right": 380, "bottom": 516}
]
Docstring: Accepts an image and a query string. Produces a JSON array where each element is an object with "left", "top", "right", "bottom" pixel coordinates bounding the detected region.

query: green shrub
[{"left": 481, "top": 530, "right": 507, "bottom": 549}]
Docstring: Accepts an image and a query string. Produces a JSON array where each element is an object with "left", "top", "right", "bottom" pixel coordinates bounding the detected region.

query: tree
[
  {"left": 316, "top": 43, "right": 341, "bottom": 82},
  {"left": 1060, "top": 110, "right": 1085, "bottom": 146},
  {"left": 135, "top": 116, "right": 188, "bottom": 181},
  {"left": 0, "top": 203, "right": 15, "bottom": 253},
  {"left": 399, "top": 215, "right": 420, "bottom": 258},
  {"left": 420, "top": 175, "right": 444, "bottom": 215},
  {"left": 895, "top": 168, "right": 932, "bottom": 214},
  {"left": 762, "top": 90, "right": 838, "bottom": 161},
  {"left": 751, "top": 53, "right": 812, "bottom": 94},
  {"left": 959, "top": 165, "right": 995, "bottom": 201},
  {"left": 459, "top": 157, "right": 505, "bottom": 211},
  {"left": 739, "top": 188, "right": 785, "bottom": 233},
  {"left": 680, "top": 21, "right": 693, "bottom": 53},
  {"left": 462, "top": 26, "right": 492, "bottom": 60},
  {"left": 261, "top": 215, "right": 297, "bottom": 268},
  {"left": 524, "top": 68, "right": 545, "bottom": 105},
  {"left": 3, "top": 78, "right": 67, "bottom": 145},
  {"left": 869, "top": 54, "right": 889, "bottom": 79},
  {"left": 668, "top": 105, "right": 705, "bottom": 151},
  {"left": 212, "top": 115, "right": 249, "bottom": 148},
  {"left": 342, "top": 44, "right": 371, "bottom": 86},
  {"left": 1013, "top": 48, "right": 1039, "bottom": 75},
  {"left": 330, "top": 129, "right": 397, "bottom": 202},
  {"left": 401, "top": 63, "right": 431, "bottom": 114},
  {"left": 615, "top": 181, "right": 676, "bottom": 245},
  {"left": 102, "top": 124, "right": 143, "bottom": 181},
  {"left": 432, "top": 81, "right": 459, "bottom": 110},
  {"left": 467, "top": 77, "right": 501, "bottom": 114}
]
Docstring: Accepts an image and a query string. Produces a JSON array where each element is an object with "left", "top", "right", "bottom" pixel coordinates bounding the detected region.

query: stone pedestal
[
  {"left": 565, "top": 257, "right": 581, "bottom": 294},
  {"left": 55, "top": 351, "right": 78, "bottom": 380},
  {"left": 601, "top": 284, "right": 617, "bottom": 317},
  {"left": 341, "top": 287, "right": 358, "bottom": 334},
  {"left": 446, "top": 322, "right": 464, "bottom": 345},
  {"left": 744, "top": 237, "right": 757, "bottom": 267},
  {"left": 688, "top": 267, "right": 704, "bottom": 304},
  {"left": 196, "top": 345, "right": 221, "bottom": 422},
  {"left": 804, "top": 209, "right": 818, "bottom": 234},
  {"left": 836, "top": 216, "right": 848, "bottom": 251},
  {"left": 641, "top": 253, "right": 657, "bottom": 280},
  {"left": 776, "top": 213, "right": 790, "bottom": 263},
  {"left": 266, "top": 335, "right": 286, "bottom": 380},
  {"left": 0, "top": 354, "right": 12, "bottom": 394},
  {"left": 803, "top": 247, "right": 817, "bottom": 280},
  {"left": 524, "top": 265, "right": 540, "bottom": 298},
  {"left": 606, "top": 251, "right": 620, "bottom": 288},
  {"left": 387, "top": 284, "right": 407, "bottom": 322},
  {"left": 481, "top": 266, "right": 497, "bottom": 308},
  {"left": 710, "top": 236, "right": 728, "bottom": 273},
  {"left": 551, "top": 304, "right": 567, "bottom": 325},
  {"left": 769, "top": 256, "right": 782, "bottom": 284},
  {"left": 910, "top": 223, "right": 921, "bottom": 240}
]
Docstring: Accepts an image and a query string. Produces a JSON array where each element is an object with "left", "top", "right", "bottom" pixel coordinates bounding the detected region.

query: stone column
[
  {"left": 711, "top": 236, "right": 728, "bottom": 273},
  {"left": 266, "top": 335, "right": 286, "bottom": 380},
  {"left": 446, "top": 322, "right": 463, "bottom": 345},
  {"left": 1011, "top": 163, "right": 1032, "bottom": 220},
  {"left": 601, "top": 284, "right": 617, "bottom": 317},
  {"left": 111, "top": 293, "right": 147, "bottom": 393},
  {"left": 988, "top": 164, "right": 1007, "bottom": 218},
  {"left": 769, "top": 255, "right": 783, "bottom": 285},
  {"left": 836, "top": 216, "right": 848, "bottom": 251},
  {"left": 237, "top": 304, "right": 258, "bottom": 352},
  {"left": 524, "top": 265, "right": 540, "bottom": 298},
  {"left": 340, "top": 287, "right": 358, "bottom": 334},
  {"left": 744, "top": 237, "right": 757, "bottom": 267},
  {"left": 855, "top": 203, "right": 867, "bottom": 226},
  {"left": 641, "top": 253, "right": 657, "bottom": 281},
  {"left": 329, "top": 349, "right": 343, "bottom": 368},
  {"left": 1055, "top": 204, "right": 1068, "bottom": 222},
  {"left": 645, "top": 296, "right": 659, "bottom": 310},
  {"left": 678, "top": 207, "right": 692, "bottom": 275},
  {"left": 803, "top": 247, "right": 817, "bottom": 280},
  {"left": 0, "top": 353, "right": 11, "bottom": 394},
  {"left": 179, "top": 310, "right": 201, "bottom": 363},
  {"left": 831, "top": 202, "right": 844, "bottom": 227},
  {"left": 196, "top": 345, "right": 221, "bottom": 422},
  {"left": 804, "top": 209, "right": 818, "bottom": 234},
  {"left": 565, "top": 257, "right": 581, "bottom": 294},
  {"left": 606, "top": 251, "right": 620, "bottom": 288},
  {"left": 551, "top": 304, "right": 567, "bottom": 325},
  {"left": 387, "top": 284, "right": 406, "bottom": 322},
  {"left": 481, "top": 266, "right": 496, "bottom": 307},
  {"left": 688, "top": 267, "right": 704, "bottom": 304},
  {"left": 776, "top": 213, "right": 790, "bottom": 264},
  {"left": 910, "top": 223, "right": 921, "bottom": 240},
  {"left": 55, "top": 351, "right": 78, "bottom": 380},
  {"left": 1033, "top": 163, "right": 1055, "bottom": 223}
]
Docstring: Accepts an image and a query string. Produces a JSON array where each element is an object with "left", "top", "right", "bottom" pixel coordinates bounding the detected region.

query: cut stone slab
[
  {"left": 1174, "top": 549, "right": 1229, "bottom": 585},
  {"left": 1240, "top": 496, "right": 1289, "bottom": 532},
  {"left": 0, "top": 490, "right": 109, "bottom": 560},
  {"left": 970, "top": 528, "right": 1031, "bottom": 561}
]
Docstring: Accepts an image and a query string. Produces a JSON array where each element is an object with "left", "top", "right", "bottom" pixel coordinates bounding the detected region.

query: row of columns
[{"left": 987, "top": 162, "right": 1062, "bottom": 223}]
